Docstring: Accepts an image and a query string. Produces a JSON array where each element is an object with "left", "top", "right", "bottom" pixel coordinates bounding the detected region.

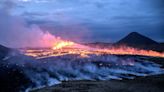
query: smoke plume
[{"left": 0, "top": 0, "right": 59, "bottom": 48}]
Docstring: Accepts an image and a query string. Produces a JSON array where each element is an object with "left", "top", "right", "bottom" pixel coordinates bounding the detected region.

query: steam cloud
[
  {"left": 5, "top": 51, "right": 164, "bottom": 91},
  {"left": 0, "top": 0, "right": 59, "bottom": 48}
]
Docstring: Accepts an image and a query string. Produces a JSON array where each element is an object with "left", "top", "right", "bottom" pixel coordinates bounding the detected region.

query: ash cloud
[{"left": 0, "top": 0, "right": 58, "bottom": 48}]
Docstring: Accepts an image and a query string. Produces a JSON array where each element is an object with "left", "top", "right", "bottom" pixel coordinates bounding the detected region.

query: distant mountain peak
[
  {"left": 128, "top": 32, "right": 140, "bottom": 35},
  {"left": 117, "top": 32, "right": 158, "bottom": 46}
]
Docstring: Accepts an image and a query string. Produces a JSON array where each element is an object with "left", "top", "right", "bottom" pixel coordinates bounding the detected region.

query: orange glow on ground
[{"left": 21, "top": 40, "right": 164, "bottom": 59}]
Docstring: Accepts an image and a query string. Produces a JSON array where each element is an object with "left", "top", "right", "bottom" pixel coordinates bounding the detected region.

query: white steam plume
[{"left": 0, "top": 0, "right": 58, "bottom": 48}]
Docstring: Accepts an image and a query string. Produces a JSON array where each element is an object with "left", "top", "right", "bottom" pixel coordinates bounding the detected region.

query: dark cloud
[{"left": 0, "top": 0, "right": 164, "bottom": 46}]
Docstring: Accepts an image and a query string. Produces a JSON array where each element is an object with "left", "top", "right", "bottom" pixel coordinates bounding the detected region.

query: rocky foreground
[
  {"left": 1, "top": 44, "right": 164, "bottom": 92},
  {"left": 31, "top": 57, "right": 164, "bottom": 92},
  {"left": 31, "top": 74, "right": 164, "bottom": 92}
]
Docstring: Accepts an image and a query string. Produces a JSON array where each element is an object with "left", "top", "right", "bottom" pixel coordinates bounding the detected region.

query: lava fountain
[{"left": 52, "top": 41, "right": 75, "bottom": 50}]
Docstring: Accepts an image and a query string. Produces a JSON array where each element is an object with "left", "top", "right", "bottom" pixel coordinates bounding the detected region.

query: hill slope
[
  {"left": 117, "top": 32, "right": 158, "bottom": 46},
  {"left": 0, "top": 44, "right": 10, "bottom": 59},
  {"left": 0, "top": 45, "right": 31, "bottom": 92},
  {"left": 116, "top": 32, "right": 164, "bottom": 52}
]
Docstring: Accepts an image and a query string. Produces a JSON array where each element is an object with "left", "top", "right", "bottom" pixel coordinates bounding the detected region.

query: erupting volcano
[
  {"left": 1, "top": 32, "right": 164, "bottom": 92},
  {"left": 22, "top": 37, "right": 164, "bottom": 59},
  {"left": 1, "top": 0, "right": 164, "bottom": 92}
]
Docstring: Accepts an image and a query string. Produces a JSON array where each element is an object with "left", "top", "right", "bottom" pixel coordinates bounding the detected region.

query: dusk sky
[{"left": 0, "top": 0, "right": 164, "bottom": 47}]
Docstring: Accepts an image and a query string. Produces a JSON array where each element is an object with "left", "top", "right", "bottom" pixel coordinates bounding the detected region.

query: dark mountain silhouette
[
  {"left": 85, "top": 32, "right": 164, "bottom": 52},
  {"left": 116, "top": 32, "right": 164, "bottom": 52},
  {"left": 117, "top": 32, "right": 159, "bottom": 45}
]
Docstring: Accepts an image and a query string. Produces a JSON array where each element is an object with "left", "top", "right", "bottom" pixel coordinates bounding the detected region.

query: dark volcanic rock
[
  {"left": 0, "top": 65, "right": 31, "bottom": 92},
  {"left": 30, "top": 74, "right": 164, "bottom": 92},
  {"left": 0, "top": 44, "right": 10, "bottom": 60},
  {"left": 0, "top": 44, "right": 32, "bottom": 92}
]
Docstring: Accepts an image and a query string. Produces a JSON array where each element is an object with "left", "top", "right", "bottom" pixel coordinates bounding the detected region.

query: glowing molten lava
[
  {"left": 52, "top": 41, "right": 75, "bottom": 50},
  {"left": 21, "top": 40, "right": 164, "bottom": 59}
]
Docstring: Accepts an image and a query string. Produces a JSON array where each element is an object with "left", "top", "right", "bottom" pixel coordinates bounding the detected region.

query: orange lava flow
[
  {"left": 21, "top": 40, "right": 164, "bottom": 59},
  {"left": 100, "top": 47, "right": 164, "bottom": 58}
]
